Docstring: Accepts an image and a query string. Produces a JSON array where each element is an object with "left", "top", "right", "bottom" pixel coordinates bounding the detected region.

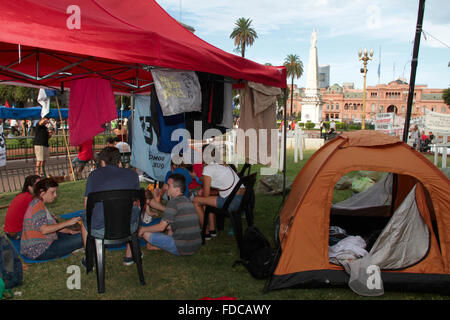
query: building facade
[{"left": 287, "top": 79, "right": 448, "bottom": 123}]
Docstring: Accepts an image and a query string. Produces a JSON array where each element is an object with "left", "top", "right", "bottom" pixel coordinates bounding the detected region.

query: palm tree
[
  {"left": 230, "top": 17, "right": 258, "bottom": 58},
  {"left": 284, "top": 54, "right": 304, "bottom": 120}
]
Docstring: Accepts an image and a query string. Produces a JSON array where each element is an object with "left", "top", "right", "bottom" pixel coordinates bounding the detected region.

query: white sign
[
  {"left": 375, "top": 113, "right": 404, "bottom": 137},
  {"left": 424, "top": 110, "right": 450, "bottom": 134},
  {"left": 0, "top": 124, "right": 6, "bottom": 167}
]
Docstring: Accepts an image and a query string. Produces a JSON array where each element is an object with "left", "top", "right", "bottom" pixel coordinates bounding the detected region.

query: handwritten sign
[{"left": 424, "top": 110, "right": 450, "bottom": 133}]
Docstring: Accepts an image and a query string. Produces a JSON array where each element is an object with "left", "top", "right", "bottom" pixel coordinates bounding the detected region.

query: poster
[
  {"left": 0, "top": 124, "right": 6, "bottom": 167},
  {"left": 424, "top": 110, "right": 450, "bottom": 134},
  {"left": 130, "top": 95, "right": 171, "bottom": 182}
]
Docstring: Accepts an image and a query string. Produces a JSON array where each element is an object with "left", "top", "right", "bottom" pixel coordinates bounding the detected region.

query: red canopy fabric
[{"left": 0, "top": 0, "right": 286, "bottom": 91}]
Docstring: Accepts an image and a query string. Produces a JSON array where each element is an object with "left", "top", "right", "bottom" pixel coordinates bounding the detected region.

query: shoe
[
  {"left": 210, "top": 230, "right": 217, "bottom": 238},
  {"left": 123, "top": 253, "right": 144, "bottom": 266},
  {"left": 204, "top": 233, "right": 212, "bottom": 241}
]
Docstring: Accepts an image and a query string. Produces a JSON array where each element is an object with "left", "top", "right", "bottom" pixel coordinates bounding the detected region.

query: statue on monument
[{"left": 311, "top": 28, "right": 317, "bottom": 48}]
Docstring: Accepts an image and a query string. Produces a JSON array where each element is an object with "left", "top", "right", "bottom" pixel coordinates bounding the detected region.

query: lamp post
[{"left": 358, "top": 48, "right": 373, "bottom": 130}]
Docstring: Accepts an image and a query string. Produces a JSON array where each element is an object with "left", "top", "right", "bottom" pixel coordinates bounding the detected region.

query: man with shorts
[
  {"left": 139, "top": 173, "right": 202, "bottom": 256},
  {"left": 33, "top": 117, "right": 52, "bottom": 176},
  {"left": 80, "top": 146, "right": 141, "bottom": 266}
]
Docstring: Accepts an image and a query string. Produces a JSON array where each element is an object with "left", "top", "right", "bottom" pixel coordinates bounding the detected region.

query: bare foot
[{"left": 146, "top": 243, "right": 161, "bottom": 251}]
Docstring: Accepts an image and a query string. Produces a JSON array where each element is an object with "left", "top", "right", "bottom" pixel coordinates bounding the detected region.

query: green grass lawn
[{"left": 0, "top": 149, "right": 448, "bottom": 300}]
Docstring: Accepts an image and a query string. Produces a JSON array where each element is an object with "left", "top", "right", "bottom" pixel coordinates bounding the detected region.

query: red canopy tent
[{"left": 0, "top": 0, "right": 286, "bottom": 92}]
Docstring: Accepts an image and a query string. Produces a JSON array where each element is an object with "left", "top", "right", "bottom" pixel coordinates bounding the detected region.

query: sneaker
[
  {"left": 123, "top": 253, "right": 144, "bottom": 266},
  {"left": 210, "top": 230, "right": 217, "bottom": 238},
  {"left": 204, "top": 233, "right": 212, "bottom": 241}
]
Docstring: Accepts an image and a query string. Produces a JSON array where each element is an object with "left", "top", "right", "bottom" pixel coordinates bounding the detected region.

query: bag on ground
[
  {"left": 234, "top": 226, "right": 280, "bottom": 279},
  {"left": 0, "top": 236, "right": 23, "bottom": 289}
]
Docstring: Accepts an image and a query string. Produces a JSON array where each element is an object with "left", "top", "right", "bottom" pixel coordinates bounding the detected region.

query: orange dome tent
[{"left": 268, "top": 130, "right": 450, "bottom": 294}]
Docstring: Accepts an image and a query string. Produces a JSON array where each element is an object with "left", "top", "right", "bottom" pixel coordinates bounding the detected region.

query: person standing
[{"left": 33, "top": 117, "right": 52, "bottom": 176}]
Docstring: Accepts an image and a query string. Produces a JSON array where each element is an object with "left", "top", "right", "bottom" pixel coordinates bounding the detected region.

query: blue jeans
[
  {"left": 36, "top": 232, "right": 83, "bottom": 260},
  {"left": 217, "top": 194, "right": 243, "bottom": 213},
  {"left": 148, "top": 233, "right": 180, "bottom": 256},
  {"left": 82, "top": 214, "right": 139, "bottom": 239}
]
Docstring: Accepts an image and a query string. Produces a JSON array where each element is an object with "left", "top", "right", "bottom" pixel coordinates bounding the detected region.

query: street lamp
[{"left": 358, "top": 48, "right": 373, "bottom": 130}]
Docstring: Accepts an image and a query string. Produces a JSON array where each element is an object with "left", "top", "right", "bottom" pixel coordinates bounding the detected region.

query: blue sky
[{"left": 157, "top": 0, "right": 450, "bottom": 89}]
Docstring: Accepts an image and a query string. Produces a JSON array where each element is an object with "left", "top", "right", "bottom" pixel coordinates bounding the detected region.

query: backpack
[
  {"left": 0, "top": 236, "right": 23, "bottom": 290},
  {"left": 234, "top": 226, "right": 280, "bottom": 279}
]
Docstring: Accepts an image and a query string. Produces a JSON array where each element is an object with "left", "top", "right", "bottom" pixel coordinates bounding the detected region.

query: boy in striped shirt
[{"left": 139, "top": 173, "right": 202, "bottom": 255}]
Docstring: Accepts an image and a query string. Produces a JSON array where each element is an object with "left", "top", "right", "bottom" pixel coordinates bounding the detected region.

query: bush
[
  {"left": 298, "top": 122, "right": 305, "bottom": 128},
  {"left": 336, "top": 122, "right": 347, "bottom": 130},
  {"left": 305, "top": 122, "right": 315, "bottom": 130}
]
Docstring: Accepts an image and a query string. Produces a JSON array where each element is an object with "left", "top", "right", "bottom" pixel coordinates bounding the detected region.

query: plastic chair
[
  {"left": 201, "top": 173, "right": 257, "bottom": 258},
  {"left": 85, "top": 189, "right": 146, "bottom": 293}
]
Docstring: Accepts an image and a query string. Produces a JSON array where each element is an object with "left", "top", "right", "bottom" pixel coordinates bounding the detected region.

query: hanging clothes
[
  {"left": 149, "top": 84, "right": 187, "bottom": 154},
  {"left": 217, "top": 80, "right": 233, "bottom": 129},
  {"left": 185, "top": 72, "right": 227, "bottom": 138},
  {"left": 238, "top": 81, "right": 281, "bottom": 164},
  {"left": 68, "top": 78, "right": 117, "bottom": 146},
  {"left": 151, "top": 69, "right": 202, "bottom": 116},
  {"left": 131, "top": 95, "right": 171, "bottom": 182}
]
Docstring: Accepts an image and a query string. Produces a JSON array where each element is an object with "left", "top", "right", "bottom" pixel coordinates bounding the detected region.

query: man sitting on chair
[
  {"left": 80, "top": 146, "right": 141, "bottom": 266},
  {"left": 139, "top": 174, "right": 202, "bottom": 256}
]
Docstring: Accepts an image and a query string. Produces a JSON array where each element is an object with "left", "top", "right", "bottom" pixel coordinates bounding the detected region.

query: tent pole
[
  {"left": 402, "top": 0, "right": 425, "bottom": 142},
  {"left": 55, "top": 93, "right": 76, "bottom": 181}
]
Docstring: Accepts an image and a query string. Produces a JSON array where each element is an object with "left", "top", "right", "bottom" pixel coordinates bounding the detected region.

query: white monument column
[{"left": 301, "top": 28, "right": 323, "bottom": 125}]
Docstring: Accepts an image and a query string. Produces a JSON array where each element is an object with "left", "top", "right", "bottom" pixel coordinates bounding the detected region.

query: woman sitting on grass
[
  {"left": 20, "top": 178, "right": 83, "bottom": 260},
  {"left": 3, "top": 174, "right": 41, "bottom": 240}
]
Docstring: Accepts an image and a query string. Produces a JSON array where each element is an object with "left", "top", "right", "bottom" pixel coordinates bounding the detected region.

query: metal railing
[
  {"left": 0, "top": 132, "right": 115, "bottom": 193},
  {"left": 4, "top": 133, "right": 113, "bottom": 161}
]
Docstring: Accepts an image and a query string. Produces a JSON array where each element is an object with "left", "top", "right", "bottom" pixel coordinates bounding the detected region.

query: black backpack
[
  {"left": 0, "top": 236, "right": 23, "bottom": 290},
  {"left": 234, "top": 226, "right": 280, "bottom": 279}
]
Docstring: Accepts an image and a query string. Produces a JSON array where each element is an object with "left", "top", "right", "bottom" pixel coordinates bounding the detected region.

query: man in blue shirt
[
  {"left": 163, "top": 161, "right": 192, "bottom": 198},
  {"left": 80, "top": 146, "right": 141, "bottom": 266}
]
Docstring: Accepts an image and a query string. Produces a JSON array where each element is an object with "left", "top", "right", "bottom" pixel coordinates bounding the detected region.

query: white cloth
[
  {"left": 37, "top": 88, "right": 50, "bottom": 118},
  {"left": 329, "top": 235, "right": 368, "bottom": 260},
  {"left": 202, "top": 164, "right": 242, "bottom": 198}
]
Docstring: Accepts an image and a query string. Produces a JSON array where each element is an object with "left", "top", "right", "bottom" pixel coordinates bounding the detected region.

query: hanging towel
[
  {"left": 217, "top": 80, "right": 233, "bottom": 129},
  {"left": 151, "top": 69, "right": 201, "bottom": 116},
  {"left": 155, "top": 96, "right": 186, "bottom": 154},
  {"left": 131, "top": 95, "right": 171, "bottom": 182},
  {"left": 68, "top": 78, "right": 117, "bottom": 146}
]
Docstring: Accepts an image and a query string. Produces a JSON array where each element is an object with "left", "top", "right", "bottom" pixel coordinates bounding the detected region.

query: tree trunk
[{"left": 290, "top": 76, "right": 294, "bottom": 121}]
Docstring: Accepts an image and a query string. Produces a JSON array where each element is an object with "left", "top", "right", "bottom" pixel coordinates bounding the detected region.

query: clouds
[{"left": 157, "top": 0, "right": 450, "bottom": 88}]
